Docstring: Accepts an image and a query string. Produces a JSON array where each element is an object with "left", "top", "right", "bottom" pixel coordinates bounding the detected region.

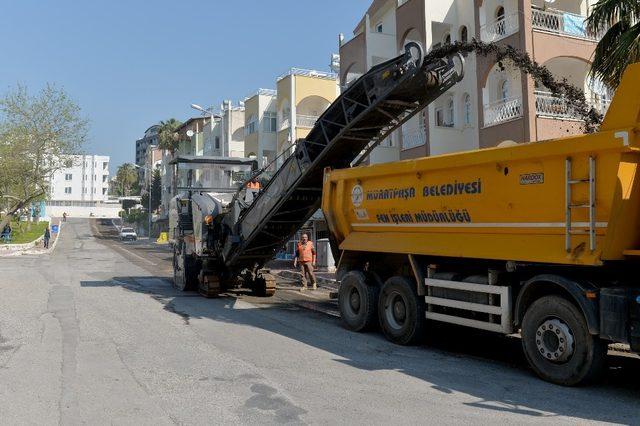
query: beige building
[
  {"left": 275, "top": 68, "right": 339, "bottom": 163},
  {"left": 244, "top": 89, "right": 277, "bottom": 167},
  {"left": 339, "top": 0, "right": 610, "bottom": 162}
]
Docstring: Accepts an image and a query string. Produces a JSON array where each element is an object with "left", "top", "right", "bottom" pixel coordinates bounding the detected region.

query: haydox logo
[{"left": 351, "top": 184, "right": 364, "bottom": 207}]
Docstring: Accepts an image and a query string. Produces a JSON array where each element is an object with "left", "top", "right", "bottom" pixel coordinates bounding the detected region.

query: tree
[
  {"left": 586, "top": 0, "right": 640, "bottom": 89},
  {"left": 157, "top": 118, "right": 182, "bottom": 153},
  {"left": 115, "top": 163, "right": 138, "bottom": 196},
  {"left": 0, "top": 84, "right": 88, "bottom": 231}
]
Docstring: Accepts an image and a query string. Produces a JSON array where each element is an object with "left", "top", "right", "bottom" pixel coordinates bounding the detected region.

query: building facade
[
  {"left": 339, "top": 0, "right": 609, "bottom": 162},
  {"left": 243, "top": 89, "right": 278, "bottom": 168},
  {"left": 46, "top": 154, "right": 117, "bottom": 217},
  {"left": 135, "top": 125, "right": 159, "bottom": 167},
  {"left": 276, "top": 68, "right": 339, "bottom": 163}
]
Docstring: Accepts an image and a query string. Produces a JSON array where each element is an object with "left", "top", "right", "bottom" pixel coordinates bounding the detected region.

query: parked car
[{"left": 119, "top": 227, "right": 137, "bottom": 241}]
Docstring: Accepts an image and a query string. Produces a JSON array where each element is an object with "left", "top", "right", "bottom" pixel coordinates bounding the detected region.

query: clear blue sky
[{"left": 0, "top": 0, "right": 369, "bottom": 171}]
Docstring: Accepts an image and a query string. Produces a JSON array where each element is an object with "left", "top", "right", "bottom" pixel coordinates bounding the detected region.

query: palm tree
[
  {"left": 115, "top": 163, "right": 138, "bottom": 196},
  {"left": 586, "top": 0, "right": 640, "bottom": 89},
  {"left": 157, "top": 118, "right": 182, "bottom": 153}
]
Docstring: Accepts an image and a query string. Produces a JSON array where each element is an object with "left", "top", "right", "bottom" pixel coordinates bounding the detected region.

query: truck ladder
[
  {"left": 565, "top": 156, "right": 596, "bottom": 252},
  {"left": 222, "top": 44, "right": 465, "bottom": 270}
]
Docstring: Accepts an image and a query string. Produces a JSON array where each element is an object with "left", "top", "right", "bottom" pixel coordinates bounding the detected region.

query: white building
[{"left": 46, "top": 154, "right": 120, "bottom": 218}]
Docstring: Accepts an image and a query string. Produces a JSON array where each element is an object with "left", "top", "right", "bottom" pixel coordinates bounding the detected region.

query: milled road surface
[{"left": 0, "top": 218, "right": 638, "bottom": 425}]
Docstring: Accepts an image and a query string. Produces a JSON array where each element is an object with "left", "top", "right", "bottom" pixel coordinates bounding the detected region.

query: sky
[{"left": 0, "top": 0, "right": 370, "bottom": 171}]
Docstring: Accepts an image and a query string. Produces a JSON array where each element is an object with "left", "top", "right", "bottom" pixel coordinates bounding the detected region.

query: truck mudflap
[{"left": 600, "top": 287, "right": 640, "bottom": 351}]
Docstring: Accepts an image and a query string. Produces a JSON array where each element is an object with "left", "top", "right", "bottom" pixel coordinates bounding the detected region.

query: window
[
  {"left": 460, "top": 26, "right": 468, "bottom": 43},
  {"left": 446, "top": 98, "right": 455, "bottom": 127},
  {"left": 263, "top": 112, "right": 277, "bottom": 132},
  {"left": 500, "top": 80, "right": 510, "bottom": 100},
  {"left": 463, "top": 94, "right": 472, "bottom": 126},
  {"left": 443, "top": 32, "right": 451, "bottom": 44},
  {"left": 102, "top": 188, "right": 107, "bottom": 195},
  {"left": 92, "top": 188, "right": 96, "bottom": 194},
  {"left": 376, "top": 23, "right": 383, "bottom": 33},
  {"left": 93, "top": 174, "right": 96, "bottom": 181},
  {"left": 64, "top": 187, "right": 72, "bottom": 194},
  {"left": 215, "top": 136, "right": 220, "bottom": 150},
  {"left": 65, "top": 173, "right": 72, "bottom": 181},
  {"left": 83, "top": 188, "right": 87, "bottom": 194},
  {"left": 496, "top": 6, "right": 506, "bottom": 35},
  {"left": 435, "top": 108, "right": 444, "bottom": 126},
  {"left": 245, "top": 115, "right": 257, "bottom": 136}
]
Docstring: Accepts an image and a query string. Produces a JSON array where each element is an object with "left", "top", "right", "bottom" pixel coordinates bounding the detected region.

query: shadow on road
[{"left": 80, "top": 275, "right": 640, "bottom": 423}]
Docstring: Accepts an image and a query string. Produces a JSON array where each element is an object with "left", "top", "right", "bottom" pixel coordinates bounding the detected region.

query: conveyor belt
[{"left": 222, "top": 43, "right": 465, "bottom": 270}]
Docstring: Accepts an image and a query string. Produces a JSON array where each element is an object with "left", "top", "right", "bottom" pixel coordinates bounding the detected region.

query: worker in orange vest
[
  {"left": 293, "top": 233, "right": 317, "bottom": 291},
  {"left": 247, "top": 177, "right": 261, "bottom": 190}
]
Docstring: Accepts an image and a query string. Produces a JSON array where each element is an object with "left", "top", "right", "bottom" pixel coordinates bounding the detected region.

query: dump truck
[
  {"left": 169, "top": 43, "right": 465, "bottom": 297},
  {"left": 321, "top": 63, "right": 640, "bottom": 386}
]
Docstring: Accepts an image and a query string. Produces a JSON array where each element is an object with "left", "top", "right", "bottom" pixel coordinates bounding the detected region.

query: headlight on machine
[{"left": 204, "top": 214, "right": 213, "bottom": 225}]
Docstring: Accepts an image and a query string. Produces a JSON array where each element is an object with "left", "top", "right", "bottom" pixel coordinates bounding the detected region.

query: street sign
[{"left": 51, "top": 225, "right": 59, "bottom": 233}]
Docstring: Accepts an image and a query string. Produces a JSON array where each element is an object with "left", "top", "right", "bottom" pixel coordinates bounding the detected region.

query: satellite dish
[{"left": 186, "top": 130, "right": 194, "bottom": 137}]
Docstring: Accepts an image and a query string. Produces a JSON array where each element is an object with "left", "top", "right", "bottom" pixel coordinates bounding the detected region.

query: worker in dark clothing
[{"left": 43, "top": 226, "right": 51, "bottom": 249}]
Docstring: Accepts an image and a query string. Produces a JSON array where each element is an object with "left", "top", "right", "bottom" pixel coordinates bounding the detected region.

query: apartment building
[
  {"left": 45, "top": 154, "right": 115, "bottom": 217},
  {"left": 244, "top": 89, "right": 278, "bottom": 167},
  {"left": 276, "top": 68, "right": 339, "bottom": 163},
  {"left": 339, "top": 0, "right": 608, "bottom": 162},
  {"left": 135, "top": 125, "right": 159, "bottom": 167},
  {"left": 220, "top": 100, "right": 245, "bottom": 158}
]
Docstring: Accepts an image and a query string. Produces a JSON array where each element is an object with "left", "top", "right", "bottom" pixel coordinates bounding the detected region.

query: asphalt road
[{"left": 0, "top": 218, "right": 639, "bottom": 425}]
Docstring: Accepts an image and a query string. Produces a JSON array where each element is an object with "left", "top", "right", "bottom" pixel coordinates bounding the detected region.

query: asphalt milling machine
[{"left": 169, "top": 42, "right": 465, "bottom": 297}]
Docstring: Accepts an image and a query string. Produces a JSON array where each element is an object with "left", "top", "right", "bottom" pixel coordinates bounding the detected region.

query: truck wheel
[
  {"left": 378, "top": 276, "right": 426, "bottom": 345},
  {"left": 521, "top": 295, "right": 606, "bottom": 386},
  {"left": 338, "top": 271, "right": 378, "bottom": 332}
]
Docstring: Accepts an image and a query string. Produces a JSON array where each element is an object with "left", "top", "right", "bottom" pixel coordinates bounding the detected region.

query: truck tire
[
  {"left": 521, "top": 295, "right": 606, "bottom": 386},
  {"left": 378, "top": 276, "right": 426, "bottom": 345},
  {"left": 338, "top": 271, "right": 378, "bottom": 332}
]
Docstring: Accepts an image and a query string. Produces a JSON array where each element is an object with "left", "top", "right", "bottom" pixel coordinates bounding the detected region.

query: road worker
[{"left": 293, "top": 233, "right": 316, "bottom": 291}]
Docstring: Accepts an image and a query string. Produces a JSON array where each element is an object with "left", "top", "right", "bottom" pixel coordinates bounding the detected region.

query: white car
[{"left": 119, "top": 227, "right": 137, "bottom": 241}]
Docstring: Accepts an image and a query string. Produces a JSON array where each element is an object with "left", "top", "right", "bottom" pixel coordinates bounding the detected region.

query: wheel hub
[
  {"left": 535, "top": 318, "right": 574, "bottom": 363},
  {"left": 385, "top": 293, "right": 407, "bottom": 330},
  {"left": 349, "top": 288, "right": 361, "bottom": 313}
]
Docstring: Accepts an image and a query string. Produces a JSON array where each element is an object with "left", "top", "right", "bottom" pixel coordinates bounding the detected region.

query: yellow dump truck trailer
[{"left": 322, "top": 64, "right": 640, "bottom": 386}]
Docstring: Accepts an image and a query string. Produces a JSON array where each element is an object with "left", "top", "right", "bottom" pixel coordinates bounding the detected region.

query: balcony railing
[
  {"left": 296, "top": 114, "right": 319, "bottom": 128},
  {"left": 531, "top": 8, "right": 596, "bottom": 41},
  {"left": 481, "top": 13, "right": 519, "bottom": 43},
  {"left": 402, "top": 127, "right": 426, "bottom": 150},
  {"left": 279, "top": 116, "right": 291, "bottom": 131},
  {"left": 484, "top": 97, "right": 523, "bottom": 127},
  {"left": 535, "top": 91, "right": 611, "bottom": 119}
]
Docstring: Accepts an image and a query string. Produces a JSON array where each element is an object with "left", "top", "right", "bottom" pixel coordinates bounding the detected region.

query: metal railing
[
  {"left": 531, "top": 8, "right": 597, "bottom": 40},
  {"left": 244, "top": 88, "right": 277, "bottom": 100},
  {"left": 480, "top": 13, "right": 519, "bottom": 43},
  {"left": 277, "top": 68, "right": 338, "bottom": 82},
  {"left": 401, "top": 127, "right": 426, "bottom": 150},
  {"left": 296, "top": 114, "right": 319, "bottom": 128},
  {"left": 535, "top": 91, "right": 612, "bottom": 119},
  {"left": 484, "top": 97, "right": 523, "bottom": 126}
]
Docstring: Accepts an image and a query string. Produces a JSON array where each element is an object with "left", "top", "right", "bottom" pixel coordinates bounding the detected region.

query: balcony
[
  {"left": 535, "top": 91, "right": 611, "bottom": 120},
  {"left": 279, "top": 115, "right": 291, "bottom": 131},
  {"left": 481, "top": 13, "right": 519, "bottom": 43},
  {"left": 296, "top": 114, "right": 319, "bottom": 128},
  {"left": 484, "top": 97, "right": 523, "bottom": 127},
  {"left": 402, "top": 127, "right": 426, "bottom": 150},
  {"left": 531, "top": 8, "right": 596, "bottom": 41}
]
